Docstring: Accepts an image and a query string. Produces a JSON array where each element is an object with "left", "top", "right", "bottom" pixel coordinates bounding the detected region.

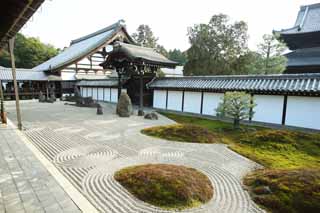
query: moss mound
[
  {"left": 141, "top": 124, "right": 220, "bottom": 143},
  {"left": 240, "top": 129, "right": 317, "bottom": 144},
  {"left": 114, "top": 164, "right": 213, "bottom": 209},
  {"left": 244, "top": 169, "right": 320, "bottom": 213}
]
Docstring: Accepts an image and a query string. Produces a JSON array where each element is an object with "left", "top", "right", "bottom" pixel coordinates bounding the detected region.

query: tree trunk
[{"left": 233, "top": 118, "right": 240, "bottom": 129}]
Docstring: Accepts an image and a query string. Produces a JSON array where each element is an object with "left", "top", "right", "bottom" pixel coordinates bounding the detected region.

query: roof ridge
[
  {"left": 158, "top": 73, "right": 320, "bottom": 80},
  {"left": 301, "top": 3, "right": 320, "bottom": 10},
  {"left": 70, "top": 20, "right": 125, "bottom": 45},
  {"left": 116, "top": 41, "right": 156, "bottom": 51}
]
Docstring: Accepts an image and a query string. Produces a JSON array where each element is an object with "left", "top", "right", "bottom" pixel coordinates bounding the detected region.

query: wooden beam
[
  {"left": 8, "top": 37, "right": 22, "bottom": 130},
  {"left": 138, "top": 70, "right": 144, "bottom": 116},
  {"left": 282, "top": 95, "right": 288, "bottom": 125},
  {"left": 0, "top": 80, "right": 5, "bottom": 124}
]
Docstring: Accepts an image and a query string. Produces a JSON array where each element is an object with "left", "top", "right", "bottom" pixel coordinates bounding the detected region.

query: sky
[{"left": 21, "top": 0, "right": 320, "bottom": 51}]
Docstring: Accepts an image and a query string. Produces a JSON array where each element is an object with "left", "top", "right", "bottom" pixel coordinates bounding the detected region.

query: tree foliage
[
  {"left": 0, "top": 33, "right": 59, "bottom": 68},
  {"left": 131, "top": 24, "right": 169, "bottom": 56},
  {"left": 216, "top": 91, "right": 256, "bottom": 129},
  {"left": 184, "top": 14, "right": 249, "bottom": 76},
  {"left": 167, "top": 49, "right": 187, "bottom": 65},
  {"left": 256, "top": 34, "right": 287, "bottom": 74}
]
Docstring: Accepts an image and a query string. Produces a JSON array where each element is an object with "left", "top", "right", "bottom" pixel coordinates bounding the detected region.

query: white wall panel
[
  {"left": 253, "top": 95, "right": 283, "bottom": 124},
  {"left": 87, "top": 87, "right": 93, "bottom": 98},
  {"left": 98, "top": 88, "right": 104, "bottom": 101},
  {"left": 167, "top": 90, "right": 183, "bottom": 111},
  {"left": 104, "top": 88, "right": 111, "bottom": 101},
  {"left": 202, "top": 93, "right": 224, "bottom": 116},
  {"left": 286, "top": 96, "right": 320, "bottom": 130},
  {"left": 82, "top": 87, "right": 88, "bottom": 97},
  {"left": 80, "top": 87, "right": 84, "bottom": 97},
  {"left": 153, "top": 90, "right": 167, "bottom": 109},
  {"left": 111, "top": 88, "right": 118, "bottom": 103},
  {"left": 183, "top": 91, "right": 202, "bottom": 113},
  {"left": 92, "top": 88, "right": 98, "bottom": 100}
]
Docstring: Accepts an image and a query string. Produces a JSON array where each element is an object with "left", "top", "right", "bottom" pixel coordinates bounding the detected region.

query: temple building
[
  {"left": 0, "top": 20, "right": 135, "bottom": 99},
  {"left": 275, "top": 3, "right": 320, "bottom": 74}
]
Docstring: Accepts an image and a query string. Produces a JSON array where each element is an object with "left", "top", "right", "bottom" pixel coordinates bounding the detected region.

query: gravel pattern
[{"left": 6, "top": 101, "right": 264, "bottom": 213}]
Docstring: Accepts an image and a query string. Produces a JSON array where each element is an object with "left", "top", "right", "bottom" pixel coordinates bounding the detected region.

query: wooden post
[
  {"left": 8, "top": 38, "right": 22, "bottom": 130},
  {"left": 0, "top": 80, "right": 5, "bottom": 123},
  {"left": 138, "top": 69, "right": 144, "bottom": 116},
  {"left": 118, "top": 71, "right": 122, "bottom": 99},
  {"left": 282, "top": 95, "right": 288, "bottom": 125}
]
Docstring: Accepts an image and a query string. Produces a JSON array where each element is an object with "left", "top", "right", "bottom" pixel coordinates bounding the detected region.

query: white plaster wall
[
  {"left": 153, "top": 90, "right": 167, "bottom": 109},
  {"left": 98, "top": 88, "right": 104, "bottom": 101},
  {"left": 80, "top": 87, "right": 84, "bottom": 97},
  {"left": 111, "top": 88, "right": 118, "bottom": 103},
  {"left": 202, "top": 93, "right": 224, "bottom": 116},
  {"left": 167, "top": 90, "right": 183, "bottom": 111},
  {"left": 183, "top": 91, "right": 202, "bottom": 114},
  {"left": 286, "top": 96, "right": 320, "bottom": 130},
  {"left": 87, "top": 87, "right": 93, "bottom": 98},
  {"left": 104, "top": 88, "right": 111, "bottom": 102},
  {"left": 253, "top": 95, "right": 284, "bottom": 124},
  {"left": 92, "top": 88, "right": 98, "bottom": 100}
]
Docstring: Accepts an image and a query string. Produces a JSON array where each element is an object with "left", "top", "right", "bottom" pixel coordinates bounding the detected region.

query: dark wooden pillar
[
  {"left": 138, "top": 69, "right": 144, "bottom": 116},
  {"left": 117, "top": 71, "right": 122, "bottom": 99},
  {"left": 0, "top": 80, "right": 5, "bottom": 124},
  {"left": 282, "top": 95, "right": 288, "bottom": 125}
]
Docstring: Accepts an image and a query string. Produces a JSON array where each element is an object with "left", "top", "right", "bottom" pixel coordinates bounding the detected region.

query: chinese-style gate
[{"left": 101, "top": 42, "right": 178, "bottom": 115}]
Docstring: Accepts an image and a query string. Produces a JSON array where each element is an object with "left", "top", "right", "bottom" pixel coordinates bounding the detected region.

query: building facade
[{"left": 276, "top": 3, "right": 320, "bottom": 74}]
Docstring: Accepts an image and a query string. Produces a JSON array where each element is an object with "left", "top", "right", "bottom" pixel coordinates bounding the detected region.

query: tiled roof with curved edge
[
  {"left": 147, "top": 74, "right": 320, "bottom": 95},
  {"left": 32, "top": 20, "right": 133, "bottom": 72},
  {"left": 0, "top": 66, "right": 61, "bottom": 81},
  {"left": 276, "top": 3, "right": 320, "bottom": 35},
  {"left": 286, "top": 47, "right": 320, "bottom": 67},
  {"left": 102, "top": 42, "right": 179, "bottom": 68}
]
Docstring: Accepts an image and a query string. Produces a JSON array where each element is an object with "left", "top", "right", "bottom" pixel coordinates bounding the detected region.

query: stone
[
  {"left": 76, "top": 97, "right": 97, "bottom": 107},
  {"left": 116, "top": 92, "right": 132, "bottom": 117},
  {"left": 48, "top": 93, "right": 56, "bottom": 103},
  {"left": 38, "top": 91, "right": 46, "bottom": 103},
  {"left": 138, "top": 109, "right": 145, "bottom": 116},
  {"left": 144, "top": 112, "right": 158, "bottom": 120},
  {"left": 97, "top": 104, "right": 103, "bottom": 115},
  {"left": 74, "top": 86, "right": 81, "bottom": 98}
]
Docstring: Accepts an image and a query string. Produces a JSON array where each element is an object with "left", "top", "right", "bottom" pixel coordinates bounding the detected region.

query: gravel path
[{"left": 6, "top": 101, "right": 264, "bottom": 213}]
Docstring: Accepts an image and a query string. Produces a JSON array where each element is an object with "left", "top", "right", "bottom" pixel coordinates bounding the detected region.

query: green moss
[
  {"left": 114, "top": 164, "right": 213, "bottom": 210},
  {"left": 158, "top": 112, "right": 320, "bottom": 169},
  {"left": 141, "top": 124, "right": 220, "bottom": 144},
  {"left": 149, "top": 112, "right": 320, "bottom": 212},
  {"left": 244, "top": 169, "right": 320, "bottom": 213}
]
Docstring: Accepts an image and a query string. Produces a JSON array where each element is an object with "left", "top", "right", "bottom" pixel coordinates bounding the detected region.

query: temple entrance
[
  {"left": 101, "top": 41, "right": 178, "bottom": 115},
  {"left": 125, "top": 73, "right": 155, "bottom": 107}
]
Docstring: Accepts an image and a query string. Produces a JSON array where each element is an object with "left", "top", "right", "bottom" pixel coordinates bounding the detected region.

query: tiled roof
[
  {"left": 77, "top": 79, "right": 118, "bottom": 87},
  {"left": 102, "top": 42, "right": 179, "bottom": 68},
  {"left": 32, "top": 20, "right": 133, "bottom": 72},
  {"left": 147, "top": 74, "right": 320, "bottom": 94},
  {"left": 0, "top": 67, "right": 60, "bottom": 81},
  {"left": 286, "top": 47, "right": 320, "bottom": 67},
  {"left": 277, "top": 3, "right": 320, "bottom": 34}
]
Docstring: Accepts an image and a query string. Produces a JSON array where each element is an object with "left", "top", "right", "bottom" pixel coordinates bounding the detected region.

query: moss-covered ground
[
  {"left": 140, "top": 112, "right": 320, "bottom": 213},
  {"left": 114, "top": 164, "right": 213, "bottom": 210}
]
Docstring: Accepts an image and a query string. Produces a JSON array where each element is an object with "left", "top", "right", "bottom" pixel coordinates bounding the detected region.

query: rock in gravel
[
  {"left": 144, "top": 112, "right": 158, "bottom": 120},
  {"left": 97, "top": 104, "right": 103, "bottom": 115},
  {"left": 116, "top": 92, "right": 132, "bottom": 117}
]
